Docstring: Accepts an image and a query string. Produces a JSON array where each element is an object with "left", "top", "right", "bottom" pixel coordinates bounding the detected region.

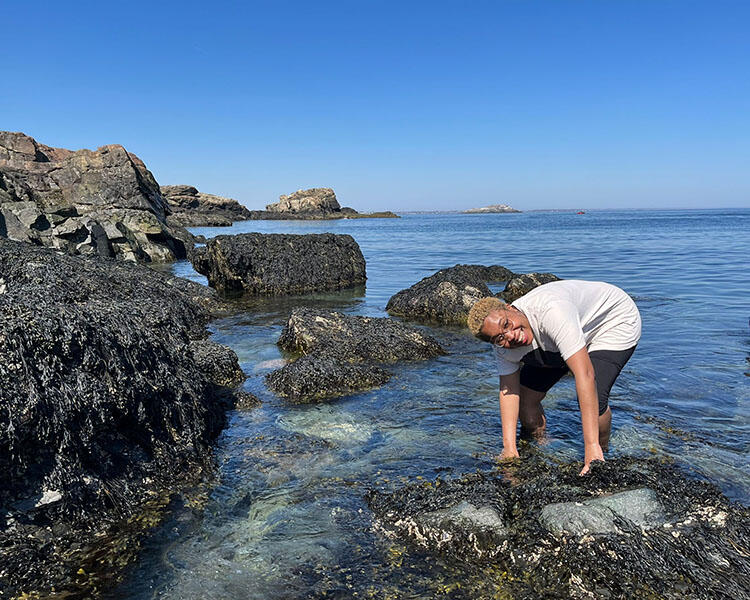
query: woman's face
[{"left": 481, "top": 307, "right": 533, "bottom": 349}]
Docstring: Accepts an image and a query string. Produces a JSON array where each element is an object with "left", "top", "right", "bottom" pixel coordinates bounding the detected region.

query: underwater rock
[
  {"left": 497, "top": 272, "right": 561, "bottom": 303},
  {"left": 0, "top": 238, "right": 245, "bottom": 597},
  {"left": 386, "top": 264, "right": 515, "bottom": 324},
  {"left": 192, "top": 232, "right": 367, "bottom": 295},
  {"left": 369, "top": 456, "right": 750, "bottom": 599},
  {"left": 265, "top": 308, "right": 445, "bottom": 401},
  {"left": 540, "top": 487, "right": 666, "bottom": 535}
]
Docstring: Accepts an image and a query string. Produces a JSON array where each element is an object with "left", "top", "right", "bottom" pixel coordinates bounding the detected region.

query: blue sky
[{"left": 3, "top": 1, "right": 748, "bottom": 211}]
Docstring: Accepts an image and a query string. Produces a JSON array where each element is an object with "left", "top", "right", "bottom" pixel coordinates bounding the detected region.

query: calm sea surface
[{"left": 113, "top": 209, "right": 750, "bottom": 599}]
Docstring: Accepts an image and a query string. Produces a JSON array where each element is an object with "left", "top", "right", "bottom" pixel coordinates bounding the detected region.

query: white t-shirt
[{"left": 494, "top": 280, "right": 641, "bottom": 376}]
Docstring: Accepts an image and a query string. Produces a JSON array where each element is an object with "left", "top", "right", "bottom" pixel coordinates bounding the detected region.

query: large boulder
[
  {"left": 386, "top": 264, "right": 515, "bottom": 324},
  {"left": 497, "top": 272, "right": 561, "bottom": 303},
  {"left": 369, "top": 455, "right": 750, "bottom": 599},
  {"left": 265, "top": 308, "right": 446, "bottom": 401},
  {"left": 0, "top": 238, "right": 247, "bottom": 597},
  {"left": 161, "top": 184, "right": 253, "bottom": 227},
  {"left": 192, "top": 232, "right": 367, "bottom": 295},
  {"left": 0, "top": 131, "right": 190, "bottom": 262}
]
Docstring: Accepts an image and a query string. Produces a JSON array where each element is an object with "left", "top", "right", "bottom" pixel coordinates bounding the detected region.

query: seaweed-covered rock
[
  {"left": 386, "top": 264, "right": 515, "bottom": 324},
  {"left": 0, "top": 131, "right": 191, "bottom": 262},
  {"left": 0, "top": 238, "right": 246, "bottom": 597},
  {"left": 369, "top": 455, "right": 750, "bottom": 599},
  {"left": 498, "top": 272, "right": 561, "bottom": 303},
  {"left": 265, "top": 308, "right": 445, "bottom": 401},
  {"left": 161, "top": 184, "right": 252, "bottom": 227},
  {"left": 193, "top": 232, "right": 367, "bottom": 295}
]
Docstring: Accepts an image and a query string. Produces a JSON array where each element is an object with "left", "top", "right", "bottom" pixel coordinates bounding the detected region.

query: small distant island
[
  {"left": 247, "top": 187, "right": 399, "bottom": 221},
  {"left": 463, "top": 204, "right": 521, "bottom": 214}
]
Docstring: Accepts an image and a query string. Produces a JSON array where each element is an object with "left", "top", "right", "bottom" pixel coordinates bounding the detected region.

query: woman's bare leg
[
  {"left": 598, "top": 407, "right": 612, "bottom": 451},
  {"left": 519, "top": 385, "right": 547, "bottom": 439}
]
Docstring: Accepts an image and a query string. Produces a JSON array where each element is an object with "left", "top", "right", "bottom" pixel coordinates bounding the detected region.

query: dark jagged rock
[
  {"left": 0, "top": 131, "right": 191, "bottom": 262},
  {"left": 265, "top": 308, "right": 445, "bottom": 401},
  {"left": 243, "top": 187, "right": 399, "bottom": 220},
  {"left": 386, "top": 264, "right": 515, "bottom": 324},
  {"left": 0, "top": 238, "right": 247, "bottom": 598},
  {"left": 497, "top": 272, "right": 561, "bottom": 303},
  {"left": 234, "top": 391, "right": 262, "bottom": 410},
  {"left": 369, "top": 455, "right": 750, "bottom": 599},
  {"left": 193, "top": 232, "right": 367, "bottom": 295},
  {"left": 161, "top": 184, "right": 253, "bottom": 227}
]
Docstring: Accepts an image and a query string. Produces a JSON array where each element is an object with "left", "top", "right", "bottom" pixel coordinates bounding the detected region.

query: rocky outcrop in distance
[
  {"left": 0, "top": 238, "right": 251, "bottom": 597},
  {"left": 161, "top": 184, "right": 253, "bottom": 227},
  {"left": 369, "top": 454, "right": 750, "bottom": 599},
  {"left": 192, "top": 232, "right": 367, "bottom": 295},
  {"left": 246, "top": 187, "right": 399, "bottom": 220},
  {"left": 462, "top": 204, "right": 521, "bottom": 214},
  {"left": 266, "top": 308, "right": 446, "bottom": 401},
  {"left": 0, "top": 131, "right": 192, "bottom": 262}
]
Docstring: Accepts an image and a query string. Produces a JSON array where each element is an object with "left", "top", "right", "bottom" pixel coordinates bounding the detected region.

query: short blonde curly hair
[{"left": 467, "top": 297, "right": 508, "bottom": 339}]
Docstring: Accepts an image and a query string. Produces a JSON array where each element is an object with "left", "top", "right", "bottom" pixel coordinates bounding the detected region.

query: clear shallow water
[{"left": 113, "top": 209, "right": 750, "bottom": 599}]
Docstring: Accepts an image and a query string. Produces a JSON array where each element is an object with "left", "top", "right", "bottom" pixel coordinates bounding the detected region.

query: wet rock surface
[
  {"left": 161, "top": 184, "right": 253, "bottom": 227},
  {"left": 0, "top": 238, "right": 247, "bottom": 597},
  {"left": 0, "top": 131, "right": 191, "bottom": 262},
  {"left": 386, "top": 264, "right": 515, "bottom": 324},
  {"left": 266, "top": 308, "right": 446, "bottom": 401},
  {"left": 369, "top": 454, "right": 750, "bottom": 599},
  {"left": 193, "top": 232, "right": 367, "bottom": 295},
  {"left": 498, "top": 272, "right": 561, "bottom": 303},
  {"left": 245, "top": 187, "right": 399, "bottom": 220}
]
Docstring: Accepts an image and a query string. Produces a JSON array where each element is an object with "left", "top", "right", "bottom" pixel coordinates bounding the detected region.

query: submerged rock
[
  {"left": 369, "top": 455, "right": 750, "bottom": 599},
  {"left": 161, "top": 184, "right": 253, "bottom": 227},
  {"left": 0, "top": 238, "right": 247, "bottom": 597},
  {"left": 266, "top": 308, "right": 445, "bottom": 401},
  {"left": 0, "top": 131, "right": 191, "bottom": 262},
  {"left": 540, "top": 487, "right": 666, "bottom": 535},
  {"left": 497, "top": 272, "right": 561, "bottom": 303},
  {"left": 193, "top": 232, "right": 367, "bottom": 295},
  {"left": 386, "top": 264, "right": 515, "bottom": 324}
]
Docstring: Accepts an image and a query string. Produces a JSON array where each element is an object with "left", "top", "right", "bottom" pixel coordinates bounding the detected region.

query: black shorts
[{"left": 519, "top": 346, "right": 636, "bottom": 416}]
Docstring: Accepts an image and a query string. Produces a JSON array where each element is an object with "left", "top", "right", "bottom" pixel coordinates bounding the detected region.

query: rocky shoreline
[{"left": 0, "top": 239, "right": 251, "bottom": 597}]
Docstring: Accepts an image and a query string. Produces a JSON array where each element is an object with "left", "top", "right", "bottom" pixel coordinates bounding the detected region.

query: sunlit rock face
[
  {"left": 369, "top": 455, "right": 750, "bottom": 599},
  {"left": 386, "top": 264, "right": 515, "bottom": 325},
  {"left": 0, "top": 131, "right": 191, "bottom": 262},
  {"left": 266, "top": 308, "right": 446, "bottom": 402},
  {"left": 161, "top": 184, "right": 253, "bottom": 227}
]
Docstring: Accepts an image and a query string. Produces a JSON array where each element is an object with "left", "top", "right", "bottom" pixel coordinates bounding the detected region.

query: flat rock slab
[
  {"left": 540, "top": 487, "right": 666, "bottom": 535},
  {"left": 266, "top": 308, "right": 445, "bottom": 401},
  {"left": 368, "top": 456, "right": 750, "bottom": 599},
  {"left": 386, "top": 264, "right": 515, "bottom": 324},
  {"left": 193, "top": 232, "right": 366, "bottom": 295}
]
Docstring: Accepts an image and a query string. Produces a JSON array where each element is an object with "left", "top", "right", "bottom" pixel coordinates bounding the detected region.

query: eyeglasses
[{"left": 489, "top": 316, "right": 512, "bottom": 347}]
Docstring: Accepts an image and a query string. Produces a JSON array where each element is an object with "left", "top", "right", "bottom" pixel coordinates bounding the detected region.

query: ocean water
[{"left": 112, "top": 209, "right": 750, "bottom": 599}]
